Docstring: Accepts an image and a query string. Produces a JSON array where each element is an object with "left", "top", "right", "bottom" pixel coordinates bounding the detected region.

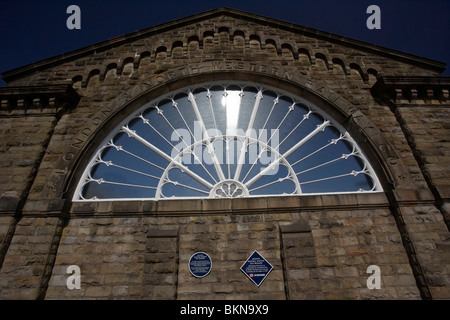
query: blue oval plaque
[{"left": 189, "top": 252, "right": 212, "bottom": 278}]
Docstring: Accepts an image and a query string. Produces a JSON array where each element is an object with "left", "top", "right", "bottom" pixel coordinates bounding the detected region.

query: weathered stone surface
[{"left": 0, "top": 8, "right": 449, "bottom": 300}]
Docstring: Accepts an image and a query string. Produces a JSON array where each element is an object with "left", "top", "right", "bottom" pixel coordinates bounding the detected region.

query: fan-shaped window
[{"left": 73, "top": 82, "right": 382, "bottom": 200}]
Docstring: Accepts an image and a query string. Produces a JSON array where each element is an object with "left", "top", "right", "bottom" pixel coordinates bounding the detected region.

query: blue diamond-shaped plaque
[{"left": 240, "top": 250, "right": 273, "bottom": 287}]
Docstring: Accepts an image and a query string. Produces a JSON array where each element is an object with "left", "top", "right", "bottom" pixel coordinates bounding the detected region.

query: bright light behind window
[{"left": 222, "top": 91, "right": 241, "bottom": 135}]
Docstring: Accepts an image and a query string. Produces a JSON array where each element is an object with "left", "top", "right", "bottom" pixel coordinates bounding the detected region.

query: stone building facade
[{"left": 0, "top": 8, "right": 449, "bottom": 300}]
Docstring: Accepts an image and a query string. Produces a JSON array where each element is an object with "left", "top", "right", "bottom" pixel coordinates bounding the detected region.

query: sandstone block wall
[{"left": 0, "top": 8, "right": 449, "bottom": 299}]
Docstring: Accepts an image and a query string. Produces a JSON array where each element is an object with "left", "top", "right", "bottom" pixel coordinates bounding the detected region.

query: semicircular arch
[{"left": 59, "top": 69, "right": 412, "bottom": 202}]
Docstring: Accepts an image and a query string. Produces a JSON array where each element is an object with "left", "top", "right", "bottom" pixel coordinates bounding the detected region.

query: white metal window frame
[{"left": 73, "top": 81, "right": 383, "bottom": 201}]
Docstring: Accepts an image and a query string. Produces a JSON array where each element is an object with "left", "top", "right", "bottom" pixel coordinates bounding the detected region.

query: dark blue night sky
[{"left": 1, "top": 0, "right": 449, "bottom": 86}]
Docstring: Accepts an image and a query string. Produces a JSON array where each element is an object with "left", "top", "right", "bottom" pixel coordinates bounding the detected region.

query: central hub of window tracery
[{"left": 210, "top": 180, "right": 249, "bottom": 198}]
